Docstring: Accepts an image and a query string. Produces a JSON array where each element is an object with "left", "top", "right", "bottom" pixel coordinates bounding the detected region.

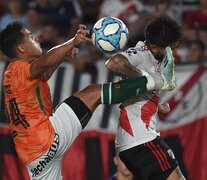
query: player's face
[
  {"left": 21, "top": 28, "right": 42, "bottom": 58},
  {"left": 149, "top": 41, "right": 179, "bottom": 62},
  {"left": 149, "top": 45, "right": 165, "bottom": 61}
]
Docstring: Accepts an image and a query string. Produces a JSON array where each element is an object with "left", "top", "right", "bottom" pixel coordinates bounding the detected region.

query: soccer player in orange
[{"left": 1, "top": 21, "right": 175, "bottom": 179}]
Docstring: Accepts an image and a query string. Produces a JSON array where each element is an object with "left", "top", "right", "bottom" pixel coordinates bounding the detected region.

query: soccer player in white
[{"left": 105, "top": 16, "right": 186, "bottom": 180}]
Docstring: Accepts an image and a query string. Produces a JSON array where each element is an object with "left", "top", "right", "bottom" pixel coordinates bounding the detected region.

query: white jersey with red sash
[{"left": 116, "top": 41, "right": 161, "bottom": 152}]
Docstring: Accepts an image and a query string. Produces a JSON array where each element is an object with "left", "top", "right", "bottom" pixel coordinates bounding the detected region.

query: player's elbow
[
  {"left": 105, "top": 58, "right": 113, "bottom": 71},
  {"left": 105, "top": 56, "right": 120, "bottom": 71}
]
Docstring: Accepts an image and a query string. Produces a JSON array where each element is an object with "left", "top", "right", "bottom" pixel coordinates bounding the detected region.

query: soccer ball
[{"left": 91, "top": 17, "right": 129, "bottom": 54}]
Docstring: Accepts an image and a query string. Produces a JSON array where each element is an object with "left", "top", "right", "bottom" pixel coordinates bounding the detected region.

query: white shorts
[{"left": 26, "top": 101, "right": 84, "bottom": 180}]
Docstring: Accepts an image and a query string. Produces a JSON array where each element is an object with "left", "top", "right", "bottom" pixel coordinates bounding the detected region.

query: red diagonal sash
[{"left": 159, "top": 66, "right": 207, "bottom": 121}]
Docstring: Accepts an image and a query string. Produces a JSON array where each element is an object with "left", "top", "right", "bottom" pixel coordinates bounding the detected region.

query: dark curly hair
[
  {"left": 144, "top": 16, "right": 182, "bottom": 47},
  {"left": 0, "top": 21, "right": 24, "bottom": 59}
]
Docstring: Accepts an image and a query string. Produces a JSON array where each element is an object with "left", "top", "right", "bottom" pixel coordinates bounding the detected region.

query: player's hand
[
  {"left": 158, "top": 103, "right": 170, "bottom": 114},
  {"left": 67, "top": 47, "right": 79, "bottom": 59},
  {"left": 72, "top": 24, "right": 92, "bottom": 46}
]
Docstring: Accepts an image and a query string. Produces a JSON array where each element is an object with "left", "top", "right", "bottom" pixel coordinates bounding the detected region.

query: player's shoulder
[
  {"left": 9, "top": 60, "right": 28, "bottom": 71},
  {"left": 134, "top": 41, "right": 149, "bottom": 52},
  {"left": 10, "top": 60, "right": 29, "bottom": 66},
  {"left": 122, "top": 41, "right": 148, "bottom": 57},
  {"left": 6, "top": 60, "right": 31, "bottom": 78}
]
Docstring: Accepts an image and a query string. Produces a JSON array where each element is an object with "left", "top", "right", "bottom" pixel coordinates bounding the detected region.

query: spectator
[
  {"left": 99, "top": 0, "right": 143, "bottom": 21},
  {"left": 0, "top": 1, "right": 4, "bottom": 18},
  {"left": 183, "top": 0, "right": 207, "bottom": 29},
  {"left": 109, "top": 152, "right": 134, "bottom": 180},
  {"left": 198, "top": 26, "right": 207, "bottom": 58},
  {"left": 150, "top": 0, "right": 181, "bottom": 21},
  {"left": 185, "top": 40, "right": 205, "bottom": 63},
  {"left": 40, "top": 21, "right": 65, "bottom": 45},
  {"left": 40, "top": 40, "right": 55, "bottom": 54},
  {"left": 177, "top": 39, "right": 205, "bottom": 64},
  {"left": 47, "top": 0, "right": 82, "bottom": 37},
  {"left": 131, "top": 0, "right": 178, "bottom": 42},
  {"left": 0, "top": 0, "right": 27, "bottom": 30},
  {"left": 78, "top": 0, "right": 103, "bottom": 28},
  {"left": 35, "top": 0, "right": 51, "bottom": 16},
  {"left": 99, "top": 0, "right": 144, "bottom": 46},
  {"left": 69, "top": 42, "right": 104, "bottom": 71},
  {"left": 0, "top": 51, "right": 9, "bottom": 62},
  {"left": 183, "top": 0, "right": 207, "bottom": 41},
  {"left": 27, "top": 0, "right": 51, "bottom": 24},
  {"left": 26, "top": 3, "right": 43, "bottom": 38}
]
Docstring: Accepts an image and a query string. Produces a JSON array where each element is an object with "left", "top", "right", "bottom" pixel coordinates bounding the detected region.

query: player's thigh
[
  {"left": 148, "top": 137, "right": 179, "bottom": 180},
  {"left": 73, "top": 84, "right": 101, "bottom": 112},
  {"left": 51, "top": 95, "right": 93, "bottom": 156},
  {"left": 26, "top": 134, "right": 62, "bottom": 179},
  {"left": 167, "top": 167, "right": 186, "bottom": 180},
  {"left": 119, "top": 136, "right": 179, "bottom": 180}
]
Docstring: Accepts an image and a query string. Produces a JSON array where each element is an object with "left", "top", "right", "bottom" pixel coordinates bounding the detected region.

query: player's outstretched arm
[
  {"left": 44, "top": 48, "right": 79, "bottom": 80},
  {"left": 30, "top": 24, "right": 91, "bottom": 79},
  {"left": 105, "top": 54, "right": 142, "bottom": 78}
]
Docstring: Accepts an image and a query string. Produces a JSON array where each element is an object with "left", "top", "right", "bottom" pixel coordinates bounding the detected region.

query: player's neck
[
  {"left": 11, "top": 58, "right": 26, "bottom": 62},
  {"left": 11, "top": 55, "right": 38, "bottom": 63}
]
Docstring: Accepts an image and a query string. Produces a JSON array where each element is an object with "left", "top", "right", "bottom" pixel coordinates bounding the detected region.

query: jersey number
[{"left": 8, "top": 99, "right": 30, "bottom": 129}]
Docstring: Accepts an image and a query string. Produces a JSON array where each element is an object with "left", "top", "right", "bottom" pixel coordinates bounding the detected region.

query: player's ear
[
  {"left": 149, "top": 44, "right": 163, "bottom": 55},
  {"left": 17, "top": 45, "right": 25, "bottom": 53},
  {"left": 170, "top": 41, "right": 179, "bottom": 50},
  {"left": 148, "top": 44, "right": 157, "bottom": 51},
  {"left": 113, "top": 156, "right": 118, "bottom": 165}
]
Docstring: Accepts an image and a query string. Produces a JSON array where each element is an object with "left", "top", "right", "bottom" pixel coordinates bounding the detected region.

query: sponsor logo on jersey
[
  {"left": 114, "top": 82, "right": 121, "bottom": 89},
  {"left": 31, "top": 133, "right": 59, "bottom": 177},
  {"left": 167, "top": 149, "right": 175, "bottom": 159}
]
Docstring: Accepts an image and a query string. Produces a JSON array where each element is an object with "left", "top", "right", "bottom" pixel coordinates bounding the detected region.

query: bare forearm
[
  {"left": 106, "top": 54, "right": 142, "bottom": 77},
  {"left": 42, "top": 39, "right": 74, "bottom": 67},
  {"left": 30, "top": 24, "right": 91, "bottom": 79},
  {"left": 30, "top": 40, "right": 75, "bottom": 78}
]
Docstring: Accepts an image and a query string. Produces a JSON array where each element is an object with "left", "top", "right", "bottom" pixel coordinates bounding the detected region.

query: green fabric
[
  {"left": 36, "top": 86, "right": 46, "bottom": 114},
  {"left": 102, "top": 76, "right": 148, "bottom": 104}
]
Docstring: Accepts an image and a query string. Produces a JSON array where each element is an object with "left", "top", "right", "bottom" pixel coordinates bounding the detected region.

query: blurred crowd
[{"left": 0, "top": 0, "right": 206, "bottom": 69}]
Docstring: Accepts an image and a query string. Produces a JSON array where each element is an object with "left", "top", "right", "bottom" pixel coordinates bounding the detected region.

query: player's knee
[
  {"left": 63, "top": 96, "right": 92, "bottom": 129},
  {"left": 73, "top": 84, "right": 101, "bottom": 109},
  {"left": 73, "top": 84, "right": 101, "bottom": 98},
  {"left": 84, "top": 84, "right": 101, "bottom": 104},
  {"left": 85, "top": 84, "right": 101, "bottom": 92},
  {"left": 167, "top": 167, "right": 185, "bottom": 180}
]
